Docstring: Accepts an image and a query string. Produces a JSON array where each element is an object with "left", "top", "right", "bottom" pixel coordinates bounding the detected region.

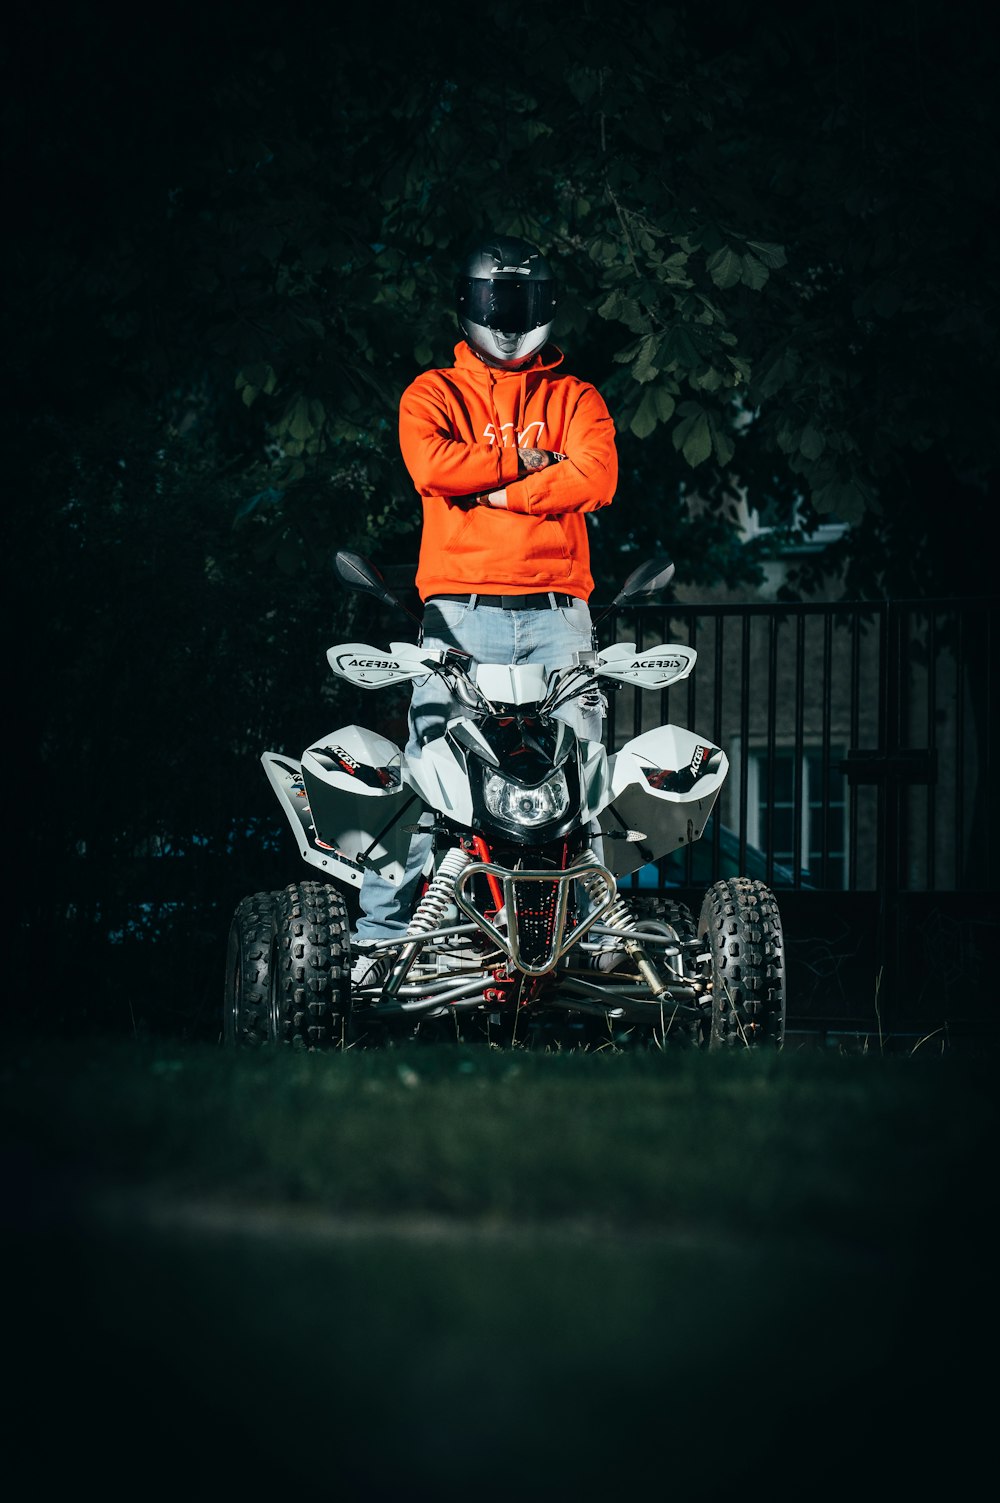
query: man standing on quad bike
[{"left": 351, "top": 233, "right": 619, "bottom": 983}]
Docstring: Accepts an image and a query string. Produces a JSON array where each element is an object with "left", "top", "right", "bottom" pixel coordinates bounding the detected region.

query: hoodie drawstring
[{"left": 485, "top": 365, "right": 503, "bottom": 453}]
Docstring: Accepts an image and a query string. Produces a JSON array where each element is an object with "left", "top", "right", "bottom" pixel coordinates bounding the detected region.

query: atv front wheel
[
  {"left": 224, "top": 882, "right": 350, "bottom": 1047},
  {"left": 272, "top": 881, "right": 350, "bottom": 1049},
  {"left": 224, "top": 890, "right": 280, "bottom": 1046},
  {"left": 697, "top": 878, "right": 785, "bottom": 1048}
]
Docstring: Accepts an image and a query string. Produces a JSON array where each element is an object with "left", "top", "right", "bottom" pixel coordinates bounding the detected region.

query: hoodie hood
[{"left": 454, "top": 339, "right": 565, "bottom": 378}]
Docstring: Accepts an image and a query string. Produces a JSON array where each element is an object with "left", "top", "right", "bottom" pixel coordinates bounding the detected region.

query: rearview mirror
[
  {"left": 620, "top": 557, "right": 676, "bottom": 601},
  {"left": 332, "top": 550, "right": 423, "bottom": 627},
  {"left": 591, "top": 556, "right": 675, "bottom": 627}
]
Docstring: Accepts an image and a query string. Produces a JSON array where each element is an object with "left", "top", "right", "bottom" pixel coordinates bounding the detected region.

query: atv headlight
[{"left": 482, "top": 767, "right": 570, "bottom": 828}]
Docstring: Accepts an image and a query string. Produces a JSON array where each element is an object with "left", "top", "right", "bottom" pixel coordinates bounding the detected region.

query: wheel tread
[
  {"left": 224, "top": 881, "right": 350, "bottom": 1049},
  {"left": 274, "top": 880, "right": 350, "bottom": 1049},
  {"left": 697, "top": 878, "right": 786, "bottom": 1049}
]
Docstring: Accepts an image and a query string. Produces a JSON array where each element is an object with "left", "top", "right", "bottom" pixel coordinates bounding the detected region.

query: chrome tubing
[{"left": 453, "top": 853, "right": 618, "bottom": 975}]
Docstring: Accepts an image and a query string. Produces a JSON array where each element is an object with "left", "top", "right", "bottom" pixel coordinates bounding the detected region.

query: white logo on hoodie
[{"left": 483, "top": 421, "right": 546, "bottom": 448}]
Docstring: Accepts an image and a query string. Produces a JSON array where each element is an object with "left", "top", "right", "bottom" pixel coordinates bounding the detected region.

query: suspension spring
[
  {"left": 577, "top": 849, "right": 636, "bottom": 933},
  {"left": 405, "top": 846, "right": 473, "bottom": 939}
]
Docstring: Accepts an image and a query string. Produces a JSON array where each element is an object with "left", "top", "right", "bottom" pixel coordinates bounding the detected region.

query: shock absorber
[
  {"left": 406, "top": 846, "right": 472, "bottom": 938},
  {"left": 579, "top": 865, "right": 634, "bottom": 933},
  {"left": 576, "top": 850, "right": 672, "bottom": 998},
  {"left": 381, "top": 846, "right": 473, "bottom": 999}
]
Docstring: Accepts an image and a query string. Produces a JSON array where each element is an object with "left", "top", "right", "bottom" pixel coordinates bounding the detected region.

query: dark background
[
  {"left": 4, "top": 0, "right": 997, "bottom": 1040},
  {"left": 2, "top": 16, "right": 996, "bottom": 1498}
]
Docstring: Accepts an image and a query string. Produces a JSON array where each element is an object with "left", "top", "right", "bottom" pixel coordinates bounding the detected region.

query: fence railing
[
  {"left": 605, "top": 595, "right": 995, "bottom": 894},
  {"left": 604, "top": 594, "right": 997, "bottom": 1035}
]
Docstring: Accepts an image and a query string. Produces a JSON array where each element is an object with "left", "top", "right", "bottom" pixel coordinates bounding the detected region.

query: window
[{"left": 744, "top": 747, "right": 847, "bottom": 889}]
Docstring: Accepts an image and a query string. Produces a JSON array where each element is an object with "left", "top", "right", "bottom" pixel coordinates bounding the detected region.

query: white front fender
[
  {"left": 598, "top": 726, "right": 728, "bottom": 876},
  {"left": 263, "top": 725, "right": 425, "bottom": 888}
]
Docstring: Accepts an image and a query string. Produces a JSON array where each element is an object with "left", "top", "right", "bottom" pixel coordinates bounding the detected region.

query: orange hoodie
[{"left": 400, "top": 342, "right": 618, "bottom": 602}]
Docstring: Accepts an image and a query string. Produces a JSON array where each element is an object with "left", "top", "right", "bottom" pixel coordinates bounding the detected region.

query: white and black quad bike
[{"left": 224, "top": 553, "right": 785, "bottom": 1050}]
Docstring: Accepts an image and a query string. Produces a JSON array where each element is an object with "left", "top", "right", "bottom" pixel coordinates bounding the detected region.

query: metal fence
[{"left": 605, "top": 594, "right": 998, "bottom": 1038}]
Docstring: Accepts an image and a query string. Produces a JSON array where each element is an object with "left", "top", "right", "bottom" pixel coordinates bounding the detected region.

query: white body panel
[
  {"left": 598, "top": 726, "right": 728, "bottom": 876},
  {"left": 404, "top": 735, "right": 476, "bottom": 827},
  {"left": 476, "top": 662, "right": 549, "bottom": 704},
  {"left": 263, "top": 725, "right": 423, "bottom": 888}
]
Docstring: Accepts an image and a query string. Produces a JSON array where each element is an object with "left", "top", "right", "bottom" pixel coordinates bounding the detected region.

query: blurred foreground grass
[{"left": 3, "top": 1036, "right": 996, "bottom": 1500}]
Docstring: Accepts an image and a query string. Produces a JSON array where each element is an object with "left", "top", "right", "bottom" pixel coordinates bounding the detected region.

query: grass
[{"left": 3, "top": 1034, "right": 996, "bottom": 1500}]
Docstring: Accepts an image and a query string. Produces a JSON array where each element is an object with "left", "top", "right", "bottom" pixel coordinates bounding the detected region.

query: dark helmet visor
[{"left": 458, "top": 277, "right": 555, "bottom": 333}]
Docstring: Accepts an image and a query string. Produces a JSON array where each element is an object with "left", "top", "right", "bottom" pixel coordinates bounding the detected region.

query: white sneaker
[{"left": 350, "top": 950, "right": 389, "bottom": 989}]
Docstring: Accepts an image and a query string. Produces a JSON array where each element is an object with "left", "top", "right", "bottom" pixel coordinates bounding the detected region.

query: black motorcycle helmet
[{"left": 455, "top": 235, "right": 557, "bottom": 369}]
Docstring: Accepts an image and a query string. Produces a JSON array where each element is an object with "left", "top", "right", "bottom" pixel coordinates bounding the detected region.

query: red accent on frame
[{"left": 468, "top": 835, "right": 505, "bottom": 914}]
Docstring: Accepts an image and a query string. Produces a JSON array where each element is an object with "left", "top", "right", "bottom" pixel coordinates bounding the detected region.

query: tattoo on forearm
[{"left": 518, "top": 447, "right": 549, "bottom": 471}]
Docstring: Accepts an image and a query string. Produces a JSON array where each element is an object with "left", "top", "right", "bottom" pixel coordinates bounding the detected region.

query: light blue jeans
[{"left": 354, "top": 595, "right": 603, "bottom": 940}]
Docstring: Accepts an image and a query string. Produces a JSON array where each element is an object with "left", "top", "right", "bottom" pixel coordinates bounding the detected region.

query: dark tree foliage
[
  {"left": 3, "top": 0, "right": 996, "bottom": 1031},
  {"left": 7, "top": 1, "right": 996, "bottom": 595}
]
